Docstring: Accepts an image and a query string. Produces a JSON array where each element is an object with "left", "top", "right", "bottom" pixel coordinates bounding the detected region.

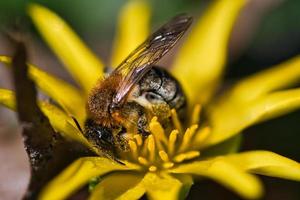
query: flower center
[{"left": 120, "top": 105, "right": 211, "bottom": 172}]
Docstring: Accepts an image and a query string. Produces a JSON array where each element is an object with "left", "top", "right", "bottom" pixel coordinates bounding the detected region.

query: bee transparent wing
[{"left": 112, "top": 14, "right": 192, "bottom": 105}]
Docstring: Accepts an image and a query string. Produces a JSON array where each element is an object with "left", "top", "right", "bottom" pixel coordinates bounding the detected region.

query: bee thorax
[{"left": 87, "top": 75, "right": 122, "bottom": 127}]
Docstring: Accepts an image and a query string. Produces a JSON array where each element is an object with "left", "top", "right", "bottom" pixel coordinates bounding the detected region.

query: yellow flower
[{"left": 1, "top": 0, "right": 300, "bottom": 199}]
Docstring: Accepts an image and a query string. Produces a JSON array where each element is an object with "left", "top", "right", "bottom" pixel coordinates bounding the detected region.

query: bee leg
[
  {"left": 137, "top": 113, "right": 150, "bottom": 137},
  {"left": 84, "top": 119, "right": 117, "bottom": 158},
  {"left": 71, "top": 116, "right": 83, "bottom": 133}
]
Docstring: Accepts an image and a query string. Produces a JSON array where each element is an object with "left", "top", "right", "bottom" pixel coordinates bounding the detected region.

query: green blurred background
[{"left": 0, "top": 0, "right": 299, "bottom": 199}]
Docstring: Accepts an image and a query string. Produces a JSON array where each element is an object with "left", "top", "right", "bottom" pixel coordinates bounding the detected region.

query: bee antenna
[{"left": 71, "top": 116, "right": 83, "bottom": 133}]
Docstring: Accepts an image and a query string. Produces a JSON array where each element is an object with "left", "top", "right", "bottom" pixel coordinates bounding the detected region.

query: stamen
[
  {"left": 128, "top": 140, "right": 138, "bottom": 159},
  {"left": 123, "top": 105, "right": 204, "bottom": 172},
  {"left": 193, "top": 126, "right": 211, "bottom": 148},
  {"left": 178, "top": 125, "right": 198, "bottom": 153},
  {"left": 185, "top": 151, "right": 201, "bottom": 159},
  {"left": 149, "top": 117, "right": 167, "bottom": 143},
  {"left": 138, "top": 157, "right": 149, "bottom": 166},
  {"left": 173, "top": 151, "right": 200, "bottom": 163},
  {"left": 147, "top": 135, "right": 156, "bottom": 162},
  {"left": 141, "top": 136, "right": 149, "bottom": 156},
  {"left": 134, "top": 134, "right": 143, "bottom": 146},
  {"left": 158, "top": 150, "right": 169, "bottom": 162},
  {"left": 191, "top": 104, "right": 201, "bottom": 125},
  {"left": 149, "top": 117, "right": 168, "bottom": 146},
  {"left": 163, "top": 162, "right": 174, "bottom": 169},
  {"left": 168, "top": 130, "right": 179, "bottom": 155},
  {"left": 171, "top": 109, "right": 182, "bottom": 134},
  {"left": 149, "top": 165, "right": 157, "bottom": 172}
]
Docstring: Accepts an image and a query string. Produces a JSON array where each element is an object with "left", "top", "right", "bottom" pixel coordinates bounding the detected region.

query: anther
[
  {"left": 159, "top": 150, "right": 169, "bottom": 162},
  {"left": 190, "top": 104, "right": 201, "bottom": 125},
  {"left": 193, "top": 126, "right": 211, "bottom": 148},
  {"left": 134, "top": 134, "right": 143, "bottom": 146},
  {"left": 138, "top": 157, "right": 149, "bottom": 166},
  {"left": 168, "top": 130, "right": 178, "bottom": 155},
  {"left": 149, "top": 165, "right": 157, "bottom": 172},
  {"left": 147, "top": 135, "right": 156, "bottom": 162},
  {"left": 178, "top": 124, "right": 198, "bottom": 152},
  {"left": 171, "top": 109, "right": 182, "bottom": 134},
  {"left": 173, "top": 151, "right": 200, "bottom": 163},
  {"left": 129, "top": 140, "right": 138, "bottom": 158},
  {"left": 163, "top": 162, "right": 174, "bottom": 169}
]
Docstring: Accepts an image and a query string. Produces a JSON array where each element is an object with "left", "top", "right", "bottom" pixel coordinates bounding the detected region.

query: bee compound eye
[{"left": 145, "top": 92, "right": 163, "bottom": 103}]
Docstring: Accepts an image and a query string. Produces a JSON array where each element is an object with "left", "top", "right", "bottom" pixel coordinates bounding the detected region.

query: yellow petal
[
  {"left": 201, "top": 135, "right": 242, "bottom": 158},
  {"left": 142, "top": 173, "right": 192, "bottom": 200},
  {"left": 111, "top": 0, "right": 150, "bottom": 67},
  {"left": 206, "top": 88, "right": 300, "bottom": 147},
  {"left": 39, "top": 101, "right": 95, "bottom": 150},
  {"left": 0, "top": 89, "right": 92, "bottom": 149},
  {"left": 40, "top": 157, "right": 132, "bottom": 200},
  {"left": 0, "top": 56, "right": 85, "bottom": 121},
  {"left": 224, "top": 151, "right": 300, "bottom": 181},
  {"left": 0, "top": 89, "right": 15, "bottom": 109},
  {"left": 171, "top": 174, "right": 194, "bottom": 200},
  {"left": 230, "top": 56, "right": 300, "bottom": 102},
  {"left": 28, "top": 3, "right": 104, "bottom": 93},
  {"left": 172, "top": 0, "right": 247, "bottom": 105},
  {"left": 171, "top": 159, "right": 263, "bottom": 199},
  {"left": 90, "top": 172, "right": 145, "bottom": 200}
]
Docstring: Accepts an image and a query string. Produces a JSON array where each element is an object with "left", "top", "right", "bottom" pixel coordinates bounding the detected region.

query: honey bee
[{"left": 84, "top": 14, "right": 192, "bottom": 157}]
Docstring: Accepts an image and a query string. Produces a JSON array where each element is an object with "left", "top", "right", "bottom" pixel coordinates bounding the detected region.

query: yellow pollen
[
  {"left": 178, "top": 124, "right": 198, "bottom": 152},
  {"left": 128, "top": 140, "right": 138, "bottom": 158},
  {"left": 158, "top": 150, "right": 169, "bottom": 162},
  {"left": 149, "top": 165, "right": 157, "bottom": 172},
  {"left": 168, "top": 130, "right": 178, "bottom": 155},
  {"left": 191, "top": 104, "right": 201, "bottom": 125},
  {"left": 134, "top": 134, "right": 143, "bottom": 146},
  {"left": 173, "top": 151, "right": 200, "bottom": 163},
  {"left": 147, "top": 135, "right": 156, "bottom": 162},
  {"left": 171, "top": 109, "right": 182, "bottom": 134},
  {"left": 138, "top": 156, "right": 149, "bottom": 166}
]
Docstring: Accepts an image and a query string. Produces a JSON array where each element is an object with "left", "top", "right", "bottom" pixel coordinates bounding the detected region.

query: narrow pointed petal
[
  {"left": 171, "top": 159, "right": 263, "bottom": 199},
  {"left": 230, "top": 56, "right": 300, "bottom": 102},
  {"left": 39, "top": 157, "right": 133, "bottom": 200},
  {"left": 172, "top": 0, "right": 247, "bottom": 104},
  {"left": 28, "top": 4, "right": 104, "bottom": 93},
  {"left": 142, "top": 173, "right": 193, "bottom": 200},
  {"left": 39, "top": 102, "right": 95, "bottom": 150},
  {"left": 224, "top": 151, "right": 300, "bottom": 181},
  {"left": 90, "top": 172, "right": 145, "bottom": 200},
  {"left": 0, "top": 89, "right": 15, "bottom": 109},
  {"left": 0, "top": 89, "right": 92, "bottom": 149},
  {"left": 206, "top": 88, "right": 300, "bottom": 147},
  {"left": 111, "top": 0, "right": 151, "bottom": 67},
  {"left": 0, "top": 56, "right": 85, "bottom": 120}
]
